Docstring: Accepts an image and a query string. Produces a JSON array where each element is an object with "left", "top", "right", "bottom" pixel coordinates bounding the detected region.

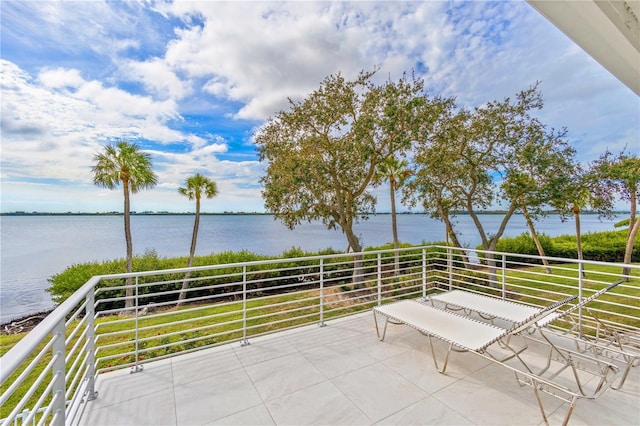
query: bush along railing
[
  {"left": 1, "top": 245, "right": 639, "bottom": 425},
  {"left": 485, "top": 229, "right": 640, "bottom": 264}
]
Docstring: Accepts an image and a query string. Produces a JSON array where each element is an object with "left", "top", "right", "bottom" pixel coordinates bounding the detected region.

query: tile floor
[{"left": 80, "top": 312, "right": 640, "bottom": 425}]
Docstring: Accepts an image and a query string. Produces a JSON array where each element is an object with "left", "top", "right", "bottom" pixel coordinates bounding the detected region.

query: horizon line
[{"left": 1, "top": 210, "right": 633, "bottom": 216}]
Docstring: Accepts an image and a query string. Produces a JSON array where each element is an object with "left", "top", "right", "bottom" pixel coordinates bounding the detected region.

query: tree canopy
[
  {"left": 92, "top": 140, "right": 158, "bottom": 194},
  {"left": 256, "top": 70, "right": 433, "bottom": 253},
  {"left": 256, "top": 69, "right": 628, "bottom": 270},
  {"left": 406, "top": 83, "right": 574, "bottom": 258},
  {"left": 592, "top": 150, "right": 640, "bottom": 275}
]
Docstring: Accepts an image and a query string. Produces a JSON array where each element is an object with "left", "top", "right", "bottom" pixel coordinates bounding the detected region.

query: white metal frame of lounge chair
[
  {"left": 373, "top": 296, "right": 621, "bottom": 426},
  {"left": 534, "top": 280, "right": 639, "bottom": 390},
  {"left": 523, "top": 280, "right": 638, "bottom": 390},
  {"left": 373, "top": 296, "right": 576, "bottom": 374},
  {"left": 428, "top": 281, "right": 636, "bottom": 389},
  {"left": 538, "top": 325, "right": 639, "bottom": 390}
]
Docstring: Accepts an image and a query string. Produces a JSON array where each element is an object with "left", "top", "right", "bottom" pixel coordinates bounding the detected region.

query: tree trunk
[
  {"left": 438, "top": 206, "right": 469, "bottom": 264},
  {"left": 522, "top": 206, "right": 552, "bottom": 274},
  {"left": 470, "top": 204, "right": 517, "bottom": 288},
  {"left": 123, "top": 180, "right": 134, "bottom": 310},
  {"left": 621, "top": 191, "right": 638, "bottom": 279},
  {"left": 179, "top": 197, "right": 201, "bottom": 304},
  {"left": 389, "top": 179, "right": 400, "bottom": 276},
  {"left": 343, "top": 224, "right": 364, "bottom": 288},
  {"left": 622, "top": 214, "right": 639, "bottom": 279},
  {"left": 627, "top": 191, "right": 637, "bottom": 241}
]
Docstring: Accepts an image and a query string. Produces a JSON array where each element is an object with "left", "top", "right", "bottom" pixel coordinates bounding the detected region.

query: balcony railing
[{"left": 1, "top": 245, "right": 638, "bottom": 425}]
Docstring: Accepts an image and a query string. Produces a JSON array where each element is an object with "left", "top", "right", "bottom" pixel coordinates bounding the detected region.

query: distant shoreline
[
  {"left": 1, "top": 211, "right": 632, "bottom": 216},
  {"left": 0, "top": 211, "right": 270, "bottom": 216}
]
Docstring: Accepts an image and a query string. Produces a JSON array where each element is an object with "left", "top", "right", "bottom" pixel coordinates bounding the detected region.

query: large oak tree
[
  {"left": 256, "top": 70, "right": 429, "bottom": 283},
  {"left": 503, "top": 122, "right": 575, "bottom": 273},
  {"left": 406, "top": 84, "right": 574, "bottom": 282}
]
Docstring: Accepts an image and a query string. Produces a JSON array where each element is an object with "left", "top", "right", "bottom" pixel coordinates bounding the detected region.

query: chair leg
[
  {"left": 531, "top": 381, "right": 549, "bottom": 426},
  {"left": 373, "top": 311, "right": 389, "bottom": 341},
  {"left": 561, "top": 396, "right": 578, "bottom": 426},
  {"left": 485, "top": 335, "right": 532, "bottom": 373},
  {"left": 428, "top": 335, "right": 452, "bottom": 374},
  {"left": 612, "top": 360, "right": 633, "bottom": 390}
]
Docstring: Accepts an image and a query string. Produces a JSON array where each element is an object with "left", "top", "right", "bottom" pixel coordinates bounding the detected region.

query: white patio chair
[{"left": 373, "top": 296, "right": 620, "bottom": 426}]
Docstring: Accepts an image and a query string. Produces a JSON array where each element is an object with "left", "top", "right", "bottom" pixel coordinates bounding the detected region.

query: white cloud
[
  {"left": 0, "top": 59, "right": 260, "bottom": 212},
  {"left": 1, "top": 1, "right": 638, "bottom": 214},
  {"left": 1, "top": 1, "right": 171, "bottom": 60},
  {"left": 160, "top": 2, "right": 451, "bottom": 120},
  {"left": 192, "top": 143, "right": 228, "bottom": 157},
  {"left": 38, "top": 68, "right": 85, "bottom": 90},
  {"left": 118, "top": 57, "right": 191, "bottom": 100}
]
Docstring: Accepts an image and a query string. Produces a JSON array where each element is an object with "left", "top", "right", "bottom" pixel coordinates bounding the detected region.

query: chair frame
[
  {"left": 373, "top": 295, "right": 621, "bottom": 426},
  {"left": 429, "top": 281, "right": 637, "bottom": 389}
]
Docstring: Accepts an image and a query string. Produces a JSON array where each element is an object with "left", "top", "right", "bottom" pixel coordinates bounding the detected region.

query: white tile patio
[{"left": 79, "top": 312, "right": 640, "bottom": 426}]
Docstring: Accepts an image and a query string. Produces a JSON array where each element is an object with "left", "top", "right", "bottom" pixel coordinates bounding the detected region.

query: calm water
[{"left": 0, "top": 213, "right": 621, "bottom": 323}]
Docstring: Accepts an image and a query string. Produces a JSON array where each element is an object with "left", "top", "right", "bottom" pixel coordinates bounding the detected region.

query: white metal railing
[{"left": 1, "top": 245, "right": 638, "bottom": 425}]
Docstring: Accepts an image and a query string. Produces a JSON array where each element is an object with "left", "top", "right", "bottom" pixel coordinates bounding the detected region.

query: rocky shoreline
[{"left": 1, "top": 310, "right": 54, "bottom": 335}]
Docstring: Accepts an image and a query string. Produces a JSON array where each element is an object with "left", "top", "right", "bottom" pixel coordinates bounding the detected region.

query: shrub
[
  {"left": 46, "top": 247, "right": 345, "bottom": 309},
  {"left": 481, "top": 230, "right": 639, "bottom": 263},
  {"left": 484, "top": 233, "right": 554, "bottom": 264}
]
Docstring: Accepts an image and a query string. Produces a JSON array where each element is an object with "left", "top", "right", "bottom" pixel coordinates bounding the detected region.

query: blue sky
[{"left": 1, "top": 1, "right": 638, "bottom": 213}]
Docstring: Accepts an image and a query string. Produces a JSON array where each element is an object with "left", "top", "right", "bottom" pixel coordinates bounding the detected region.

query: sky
[{"left": 1, "top": 1, "right": 638, "bottom": 214}]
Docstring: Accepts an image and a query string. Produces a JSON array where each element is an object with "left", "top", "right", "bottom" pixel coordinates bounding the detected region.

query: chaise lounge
[
  {"left": 426, "top": 281, "right": 638, "bottom": 389},
  {"left": 373, "top": 291, "right": 622, "bottom": 425}
]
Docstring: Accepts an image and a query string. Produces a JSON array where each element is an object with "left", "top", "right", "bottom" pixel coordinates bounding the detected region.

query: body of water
[{"left": 0, "top": 213, "right": 622, "bottom": 323}]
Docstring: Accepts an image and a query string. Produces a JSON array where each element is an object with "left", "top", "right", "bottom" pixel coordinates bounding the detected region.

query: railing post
[
  {"left": 241, "top": 265, "right": 250, "bottom": 346},
  {"left": 501, "top": 254, "right": 506, "bottom": 299},
  {"left": 578, "top": 262, "right": 584, "bottom": 336},
  {"left": 447, "top": 246, "right": 453, "bottom": 291},
  {"left": 85, "top": 291, "right": 97, "bottom": 401},
  {"left": 422, "top": 248, "right": 427, "bottom": 300},
  {"left": 131, "top": 276, "right": 142, "bottom": 373},
  {"left": 377, "top": 253, "right": 382, "bottom": 306},
  {"left": 51, "top": 320, "right": 66, "bottom": 426},
  {"left": 319, "top": 259, "right": 326, "bottom": 327}
]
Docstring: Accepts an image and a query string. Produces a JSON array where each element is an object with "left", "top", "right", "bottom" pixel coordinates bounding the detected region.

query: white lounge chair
[
  {"left": 534, "top": 281, "right": 638, "bottom": 390},
  {"left": 428, "top": 282, "right": 636, "bottom": 389},
  {"left": 373, "top": 296, "right": 620, "bottom": 426}
]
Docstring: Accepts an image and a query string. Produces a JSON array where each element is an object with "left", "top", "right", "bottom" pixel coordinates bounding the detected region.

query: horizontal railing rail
[{"left": 1, "top": 245, "right": 638, "bottom": 425}]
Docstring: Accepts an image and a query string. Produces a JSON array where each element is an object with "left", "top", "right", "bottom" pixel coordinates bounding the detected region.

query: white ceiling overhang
[{"left": 527, "top": 0, "right": 640, "bottom": 96}]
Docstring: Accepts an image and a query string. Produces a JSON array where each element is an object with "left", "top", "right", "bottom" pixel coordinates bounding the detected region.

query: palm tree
[
  {"left": 375, "top": 156, "right": 411, "bottom": 274},
  {"left": 177, "top": 173, "right": 218, "bottom": 304},
  {"left": 92, "top": 140, "right": 157, "bottom": 310}
]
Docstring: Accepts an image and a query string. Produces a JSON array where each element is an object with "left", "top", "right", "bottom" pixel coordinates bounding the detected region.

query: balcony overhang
[{"left": 527, "top": 0, "right": 640, "bottom": 95}]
